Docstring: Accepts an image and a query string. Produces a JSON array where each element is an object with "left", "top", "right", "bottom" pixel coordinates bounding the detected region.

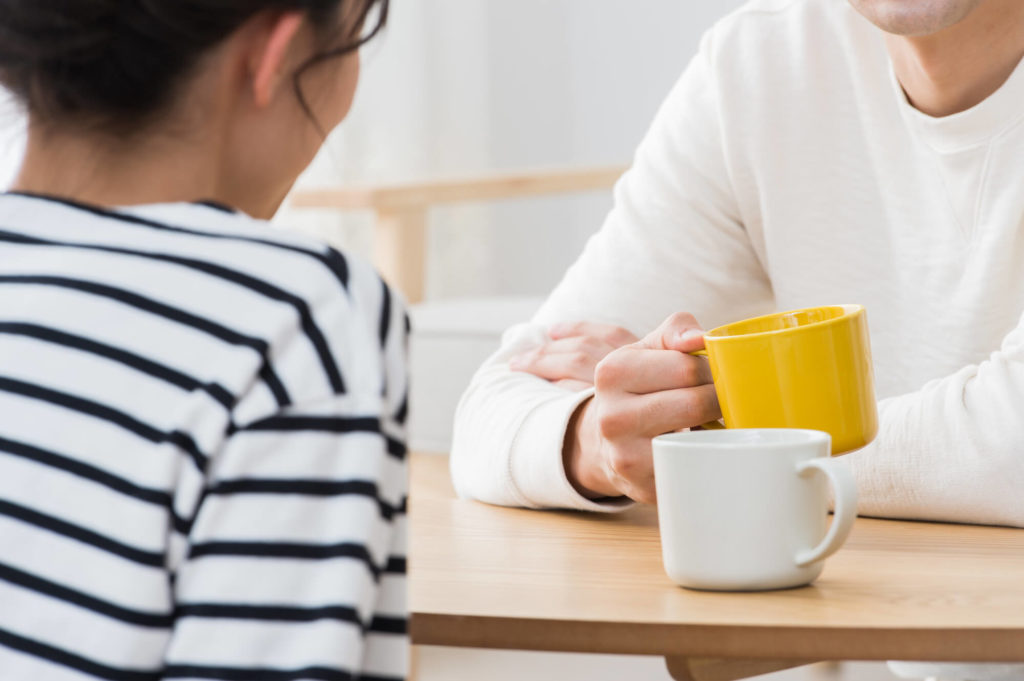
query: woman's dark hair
[{"left": 0, "top": 0, "right": 388, "bottom": 133}]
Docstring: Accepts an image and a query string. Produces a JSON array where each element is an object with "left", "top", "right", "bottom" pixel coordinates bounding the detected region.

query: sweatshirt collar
[{"left": 890, "top": 54, "right": 1024, "bottom": 153}]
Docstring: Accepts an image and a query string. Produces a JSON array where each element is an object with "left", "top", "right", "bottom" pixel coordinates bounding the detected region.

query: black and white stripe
[{"left": 0, "top": 193, "right": 409, "bottom": 681}]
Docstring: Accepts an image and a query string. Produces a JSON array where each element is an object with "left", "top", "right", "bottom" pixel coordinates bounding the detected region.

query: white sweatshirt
[{"left": 451, "top": 0, "right": 1024, "bottom": 527}]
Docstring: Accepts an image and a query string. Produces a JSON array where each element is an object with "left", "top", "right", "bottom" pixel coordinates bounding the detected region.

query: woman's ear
[{"left": 251, "top": 12, "right": 306, "bottom": 109}]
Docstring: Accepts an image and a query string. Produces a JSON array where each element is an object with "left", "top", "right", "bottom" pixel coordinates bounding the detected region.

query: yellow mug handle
[{"left": 688, "top": 349, "right": 725, "bottom": 430}]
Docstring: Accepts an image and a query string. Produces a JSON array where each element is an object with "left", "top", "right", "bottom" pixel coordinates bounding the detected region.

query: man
[{"left": 453, "top": 0, "right": 1024, "bottom": 678}]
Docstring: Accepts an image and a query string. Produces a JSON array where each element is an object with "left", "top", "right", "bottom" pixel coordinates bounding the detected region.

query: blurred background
[
  {"left": 0, "top": 2, "right": 902, "bottom": 678},
  {"left": 280, "top": 0, "right": 745, "bottom": 300}
]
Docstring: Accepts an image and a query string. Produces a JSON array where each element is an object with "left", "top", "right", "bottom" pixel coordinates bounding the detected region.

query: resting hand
[
  {"left": 509, "top": 321, "right": 638, "bottom": 391},
  {"left": 564, "top": 312, "right": 721, "bottom": 503}
]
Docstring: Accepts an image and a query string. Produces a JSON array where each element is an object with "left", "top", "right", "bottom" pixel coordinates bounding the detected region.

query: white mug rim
[{"left": 653, "top": 428, "right": 831, "bottom": 451}]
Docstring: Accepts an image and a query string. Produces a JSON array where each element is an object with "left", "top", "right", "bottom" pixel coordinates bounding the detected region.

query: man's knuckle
[
  {"left": 667, "top": 311, "right": 698, "bottom": 328},
  {"left": 604, "top": 326, "right": 633, "bottom": 346},
  {"left": 678, "top": 359, "right": 700, "bottom": 386},
  {"left": 598, "top": 406, "right": 632, "bottom": 440},
  {"left": 607, "top": 448, "right": 638, "bottom": 478},
  {"left": 568, "top": 352, "right": 590, "bottom": 371},
  {"left": 594, "top": 355, "right": 623, "bottom": 387}
]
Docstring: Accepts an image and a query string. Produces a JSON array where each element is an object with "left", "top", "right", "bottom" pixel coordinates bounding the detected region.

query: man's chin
[{"left": 847, "top": 0, "right": 983, "bottom": 36}]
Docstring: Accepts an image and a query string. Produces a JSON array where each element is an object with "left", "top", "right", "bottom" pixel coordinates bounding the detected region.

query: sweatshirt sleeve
[
  {"left": 451, "top": 32, "right": 773, "bottom": 510},
  {"left": 848, "top": 309, "right": 1024, "bottom": 527}
]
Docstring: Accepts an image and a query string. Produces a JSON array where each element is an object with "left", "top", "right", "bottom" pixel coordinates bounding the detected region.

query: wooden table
[{"left": 409, "top": 453, "right": 1024, "bottom": 680}]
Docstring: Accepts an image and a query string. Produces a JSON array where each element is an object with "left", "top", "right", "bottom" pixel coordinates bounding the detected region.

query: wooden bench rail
[
  {"left": 289, "top": 165, "right": 628, "bottom": 303},
  {"left": 290, "top": 165, "right": 627, "bottom": 212}
]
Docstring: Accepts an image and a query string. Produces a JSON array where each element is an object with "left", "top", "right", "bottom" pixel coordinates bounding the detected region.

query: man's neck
[{"left": 885, "top": 0, "right": 1024, "bottom": 117}]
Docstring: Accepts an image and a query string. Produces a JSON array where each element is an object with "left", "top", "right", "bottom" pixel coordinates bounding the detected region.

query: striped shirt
[{"left": 0, "top": 193, "right": 409, "bottom": 681}]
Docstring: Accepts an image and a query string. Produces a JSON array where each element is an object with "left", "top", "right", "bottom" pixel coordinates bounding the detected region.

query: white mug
[{"left": 652, "top": 429, "right": 858, "bottom": 591}]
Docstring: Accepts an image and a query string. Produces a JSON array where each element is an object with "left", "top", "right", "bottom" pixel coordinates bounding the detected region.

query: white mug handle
[{"left": 793, "top": 457, "right": 858, "bottom": 567}]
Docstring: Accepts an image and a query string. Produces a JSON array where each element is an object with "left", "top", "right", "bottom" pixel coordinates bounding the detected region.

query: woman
[{"left": 0, "top": 2, "right": 407, "bottom": 679}]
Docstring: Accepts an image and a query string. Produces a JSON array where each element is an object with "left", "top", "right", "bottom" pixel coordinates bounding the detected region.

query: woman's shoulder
[
  {"left": 121, "top": 202, "right": 405, "bottom": 399},
  {"left": 0, "top": 192, "right": 381, "bottom": 310},
  {"left": 0, "top": 192, "right": 403, "bottom": 408},
  {"left": 123, "top": 200, "right": 358, "bottom": 290}
]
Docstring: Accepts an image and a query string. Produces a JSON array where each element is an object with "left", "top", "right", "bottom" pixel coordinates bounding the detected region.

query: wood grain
[
  {"left": 290, "top": 166, "right": 627, "bottom": 211},
  {"left": 409, "top": 453, "right": 1024, "bottom": 661}
]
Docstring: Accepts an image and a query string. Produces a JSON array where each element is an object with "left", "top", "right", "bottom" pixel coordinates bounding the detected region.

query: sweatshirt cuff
[{"left": 508, "top": 386, "right": 634, "bottom": 512}]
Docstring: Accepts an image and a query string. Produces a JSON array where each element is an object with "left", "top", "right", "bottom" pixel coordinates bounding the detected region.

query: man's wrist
[{"left": 562, "top": 396, "right": 614, "bottom": 499}]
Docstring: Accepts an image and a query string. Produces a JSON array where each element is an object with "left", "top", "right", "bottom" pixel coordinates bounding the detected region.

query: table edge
[{"left": 411, "top": 614, "right": 1024, "bottom": 661}]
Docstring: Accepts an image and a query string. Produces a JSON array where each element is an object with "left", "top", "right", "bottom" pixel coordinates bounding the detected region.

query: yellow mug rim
[{"left": 703, "top": 304, "right": 864, "bottom": 343}]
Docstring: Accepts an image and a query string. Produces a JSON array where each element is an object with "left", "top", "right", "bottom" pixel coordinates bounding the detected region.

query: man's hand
[
  {"left": 564, "top": 312, "right": 721, "bottom": 503},
  {"left": 509, "top": 321, "right": 638, "bottom": 391}
]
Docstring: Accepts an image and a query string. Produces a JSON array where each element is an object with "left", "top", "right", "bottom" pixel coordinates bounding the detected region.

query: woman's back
[{"left": 0, "top": 192, "right": 408, "bottom": 679}]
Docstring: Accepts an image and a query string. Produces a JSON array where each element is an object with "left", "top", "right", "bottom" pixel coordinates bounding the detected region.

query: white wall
[{"left": 278, "top": 0, "right": 746, "bottom": 299}]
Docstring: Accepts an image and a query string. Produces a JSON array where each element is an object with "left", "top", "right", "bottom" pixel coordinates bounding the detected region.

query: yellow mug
[{"left": 693, "top": 305, "right": 878, "bottom": 455}]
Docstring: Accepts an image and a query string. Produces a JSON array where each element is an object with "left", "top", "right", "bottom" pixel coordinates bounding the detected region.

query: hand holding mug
[
  {"left": 513, "top": 304, "right": 877, "bottom": 503},
  {"left": 562, "top": 312, "right": 722, "bottom": 503}
]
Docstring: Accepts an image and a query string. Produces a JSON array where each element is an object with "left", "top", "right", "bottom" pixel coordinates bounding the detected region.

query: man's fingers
[
  {"left": 604, "top": 455, "right": 657, "bottom": 504},
  {"left": 638, "top": 311, "right": 707, "bottom": 353},
  {"left": 596, "top": 347, "right": 713, "bottom": 393},
  {"left": 510, "top": 350, "right": 595, "bottom": 382},
  {"left": 532, "top": 336, "right": 612, "bottom": 358},
  {"left": 549, "top": 321, "right": 638, "bottom": 347},
  {"left": 509, "top": 337, "right": 613, "bottom": 382},
  {"left": 597, "top": 384, "right": 721, "bottom": 439}
]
